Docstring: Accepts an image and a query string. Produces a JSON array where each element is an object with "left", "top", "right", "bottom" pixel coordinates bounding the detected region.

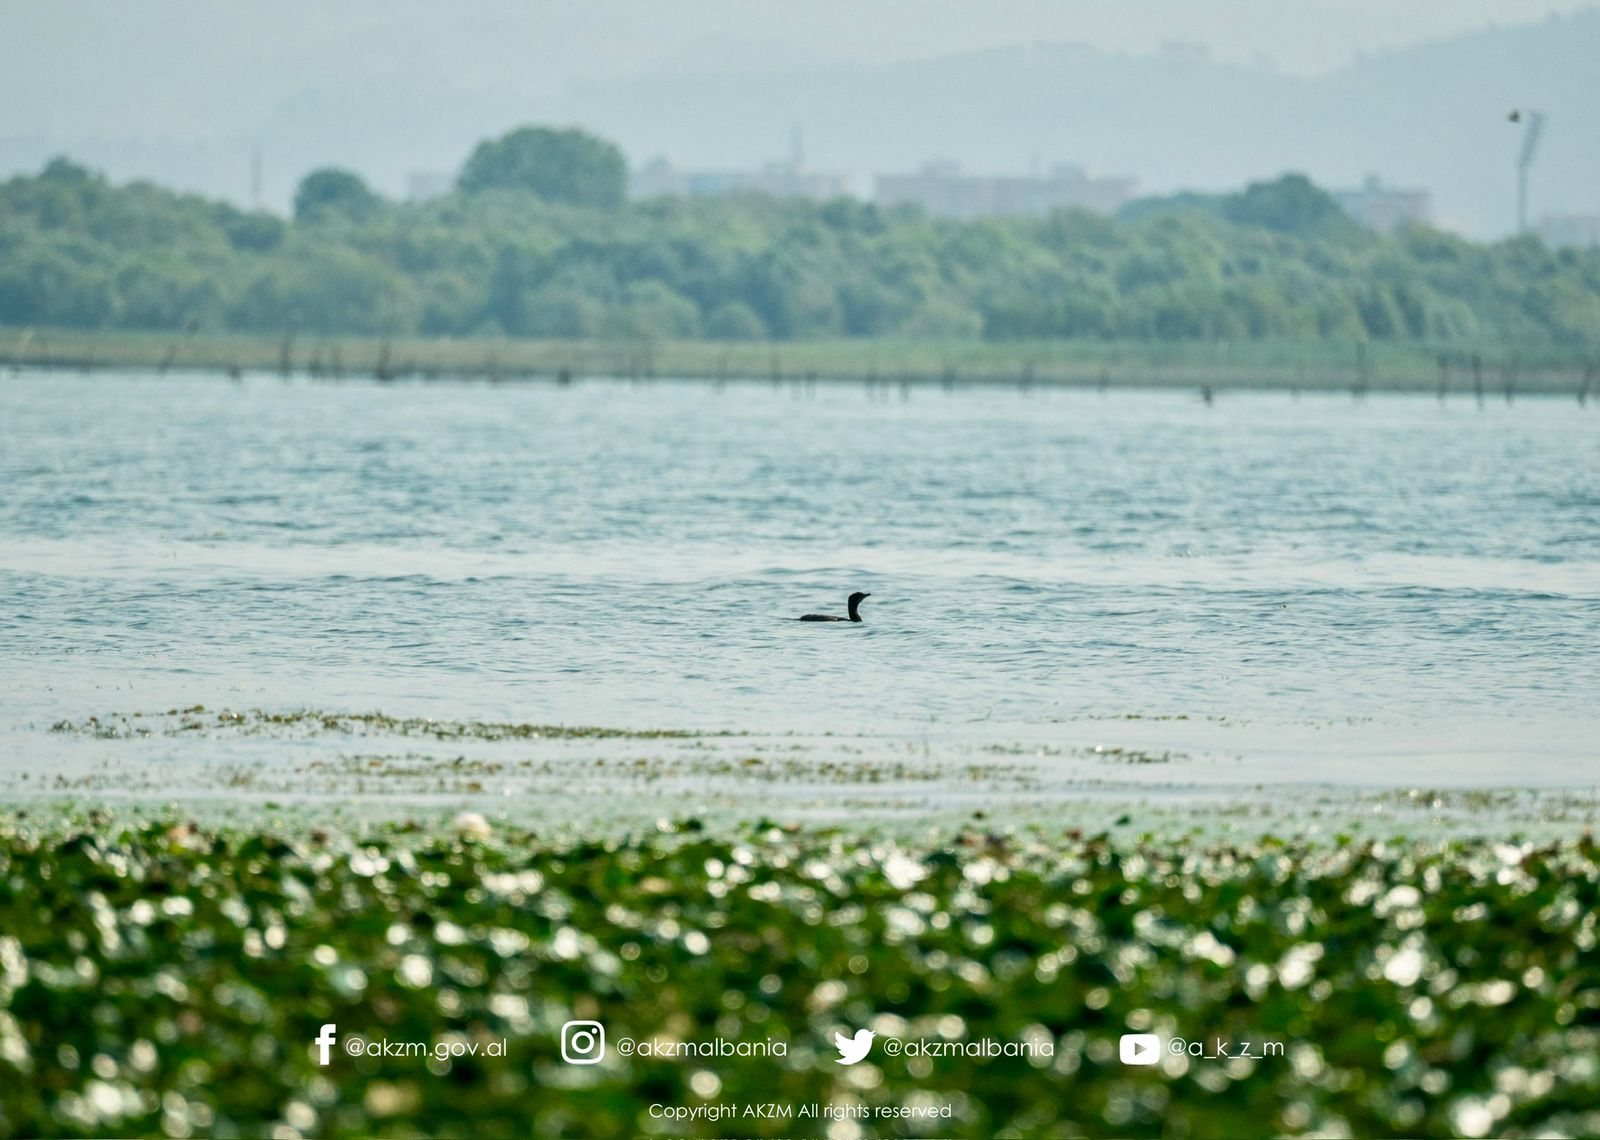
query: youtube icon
[{"left": 1120, "top": 1033, "right": 1161, "bottom": 1066}]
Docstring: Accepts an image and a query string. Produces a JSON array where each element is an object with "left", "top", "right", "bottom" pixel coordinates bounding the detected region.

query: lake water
[{"left": 2, "top": 372, "right": 1597, "bottom": 799}]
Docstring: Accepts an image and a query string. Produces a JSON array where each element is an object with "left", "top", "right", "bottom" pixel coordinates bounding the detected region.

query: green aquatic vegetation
[
  {"left": 1080, "top": 713, "right": 1201, "bottom": 722},
  {"left": 0, "top": 821, "right": 1594, "bottom": 1139},
  {"left": 1086, "top": 746, "right": 1189, "bottom": 765},
  {"left": 50, "top": 708, "right": 739, "bottom": 743},
  {"left": 46, "top": 715, "right": 151, "bottom": 741},
  {"left": 1373, "top": 788, "right": 1526, "bottom": 812},
  {"left": 981, "top": 743, "right": 1188, "bottom": 764}
]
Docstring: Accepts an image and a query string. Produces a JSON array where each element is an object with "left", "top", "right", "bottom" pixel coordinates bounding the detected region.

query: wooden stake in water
[{"left": 10, "top": 328, "right": 32, "bottom": 374}]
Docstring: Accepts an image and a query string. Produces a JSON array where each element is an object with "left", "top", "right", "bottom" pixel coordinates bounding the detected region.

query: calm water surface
[{"left": 2, "top": 373, "right": 1596, "bottom": 784}]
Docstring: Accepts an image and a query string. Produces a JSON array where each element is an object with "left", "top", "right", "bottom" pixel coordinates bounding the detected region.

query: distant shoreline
[{"left": 6, "top": 326, "right": 1598, "bottom": 397}]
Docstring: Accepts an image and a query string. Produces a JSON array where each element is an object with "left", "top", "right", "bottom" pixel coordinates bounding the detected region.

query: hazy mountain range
[{"left": 2, "top": 8, "right": 1596, "bottom": 236}]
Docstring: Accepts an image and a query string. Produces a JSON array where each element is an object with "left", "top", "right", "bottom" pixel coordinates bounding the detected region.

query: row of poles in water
[{"left": 10, "top": 329, "right": 1599, "bottom": 406}]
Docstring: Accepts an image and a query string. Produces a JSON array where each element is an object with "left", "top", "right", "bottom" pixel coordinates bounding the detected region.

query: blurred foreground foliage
[
  {"left": 0, "top": 820, "right": 1595, "bottom": 1138},
  {"left": 4, "top": 152, "right": 1600, "bottom": 351}
]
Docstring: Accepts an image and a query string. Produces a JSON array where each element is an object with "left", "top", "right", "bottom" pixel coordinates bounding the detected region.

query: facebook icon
[{"left": 315, "top": 1024, "right": 338, "bottom": 1065}]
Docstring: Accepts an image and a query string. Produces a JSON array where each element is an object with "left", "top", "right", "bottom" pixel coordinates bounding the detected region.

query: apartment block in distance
[
  {"left": 1333, "top": 175, "right": 1433, "bottom": 233},
  {"left": 1534, "top": 214, "right": 1600, "bottom": 249},
  {"left": 875, "top": 160, "right": 1137, "bottom": 219}
]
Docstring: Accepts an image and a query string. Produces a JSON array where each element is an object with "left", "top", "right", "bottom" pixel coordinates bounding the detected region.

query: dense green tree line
[{"left": 3, "top": 129, "right": 1599, "bottom": 348}]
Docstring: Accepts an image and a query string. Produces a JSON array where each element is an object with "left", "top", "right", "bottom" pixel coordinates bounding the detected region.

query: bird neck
[{"left": 847, "top": 598, "right": 861, "bottom": 621}]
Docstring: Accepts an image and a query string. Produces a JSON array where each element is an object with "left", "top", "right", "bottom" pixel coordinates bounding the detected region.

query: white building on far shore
[
  {"left": 631, "top": 130, "right": 851, "bottom": 202},
  {"left": 631, "top": 155, "right": 852, "bottom": 201},
  {"left": 1534, "top": 213, "right": 1600, "bottom": 249},
  {"left": 1333, "top": 174, "right": 1432, "bottom": 232},
  {"left": 874, "top": 160, "right": 1136, "bottom": 219}
]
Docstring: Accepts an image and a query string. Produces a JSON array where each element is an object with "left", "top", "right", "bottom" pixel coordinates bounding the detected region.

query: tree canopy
[
  {"left": 2, "top": 145, "right": 1598, "bottom": 350},
  {"left": 457, "top": 127, "right": 626, "bottom": 209},
  {"left": 293, "top": 168, "right": 383, "bottom": 223}
]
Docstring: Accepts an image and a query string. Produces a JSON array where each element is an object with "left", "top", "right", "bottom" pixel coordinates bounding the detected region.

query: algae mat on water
[{"left": 0, "top": 821, "right": 1595, "bottom": 1138}]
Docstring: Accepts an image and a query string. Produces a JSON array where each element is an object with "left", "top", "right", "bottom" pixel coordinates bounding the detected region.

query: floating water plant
[{"left": 0, "top": 818, "right": 1593, "bottom": 1138}]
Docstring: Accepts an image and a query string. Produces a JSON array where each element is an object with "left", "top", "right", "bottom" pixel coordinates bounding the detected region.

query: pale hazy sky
[
  {"left": 4, "top": 0, "right": 1595, "bottom": 235},
  {"left": 3, "top": 0, "right": 1596, "bottom": 137}
]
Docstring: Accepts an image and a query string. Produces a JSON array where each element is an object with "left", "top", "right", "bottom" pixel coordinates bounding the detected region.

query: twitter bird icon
[{"left": 834, "top": 1028, "right": 876, "bottom": 1065}]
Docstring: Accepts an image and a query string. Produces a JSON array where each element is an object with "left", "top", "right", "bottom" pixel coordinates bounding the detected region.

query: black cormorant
[{"left": 799, "top": 591, "right": 870, "bottom": 623}]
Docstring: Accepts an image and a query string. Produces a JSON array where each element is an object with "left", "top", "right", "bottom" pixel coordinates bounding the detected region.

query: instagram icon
[{"left": 561, "top": 1020, "right": 605, "bottom": 1065}]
